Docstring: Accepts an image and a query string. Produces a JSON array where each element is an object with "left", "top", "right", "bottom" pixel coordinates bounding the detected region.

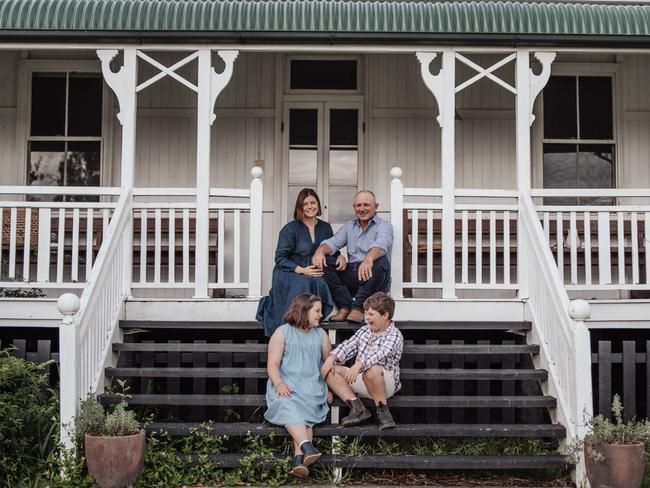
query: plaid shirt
[{"left": 331, "top": 322, "right": 404, "bottom": 392}]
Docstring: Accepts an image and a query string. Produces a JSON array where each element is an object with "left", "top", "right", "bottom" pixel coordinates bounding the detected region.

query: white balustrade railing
[
  {"left": 520, "top": 192, "right": 593, "bottom": 446},
  {"left": 390, "top": 168, "right": 518, "bottom": 295},
  {"left": 532, "top": 189, "right": 650, "bottom": 291},
  {"left": 0, "top": 186, "right": 120, "bottom": 289},
  {"left": 130, "top": 167, "right": 263, "bottom": 297},
  {"left": 57, "top": 189, "right": 132, "bottom": 449}
]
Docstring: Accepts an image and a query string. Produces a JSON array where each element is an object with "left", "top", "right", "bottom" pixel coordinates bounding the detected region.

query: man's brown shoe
[
  {"left": 328, "top": 308, "right": 349, "bottom": 322},
  {"left": 341, "top": 398, "right": 372, "bottom": 426},
  {"left": 347, "top": 309, "right": 364, "bottom": 323}
]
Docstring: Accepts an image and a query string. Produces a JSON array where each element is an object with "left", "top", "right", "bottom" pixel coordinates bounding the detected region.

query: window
[
  {"left": 542, "top": 75, "right": 615, "bottom": 205},
  {"left": 27, "top": 72, "right": 103, "bottom": 201},
  {"left": 289, "top": 59, "right": 358, "bottom": 91}
]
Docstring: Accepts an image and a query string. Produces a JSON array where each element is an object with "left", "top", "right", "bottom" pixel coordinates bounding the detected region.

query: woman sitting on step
[
  {"left": 264, "top": 293, "right": 333, "bottom": 478},
  {"left": 256, "top": 188, "right": 340, "bottom": 337}
]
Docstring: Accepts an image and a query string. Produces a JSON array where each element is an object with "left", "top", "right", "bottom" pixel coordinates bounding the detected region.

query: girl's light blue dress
[{"left": 264, "top": 324, "right": 329, "bottom": 428}]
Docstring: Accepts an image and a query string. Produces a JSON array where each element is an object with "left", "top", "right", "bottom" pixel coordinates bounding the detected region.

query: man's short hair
[
  {"left": 353, "top": 190, "right": 377, "bottom": 204},
  {"left": 363, "top": 292, "right": 395, "bottom": 319}
]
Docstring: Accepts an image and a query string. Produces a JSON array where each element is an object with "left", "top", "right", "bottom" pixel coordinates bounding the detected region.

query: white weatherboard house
[{"left": 2, "top": 0, "right": 650, "bottom": 483}]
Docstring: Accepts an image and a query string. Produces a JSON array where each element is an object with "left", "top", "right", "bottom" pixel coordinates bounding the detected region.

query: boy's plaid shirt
[{"left": 330, "top": 322, "right": 404, "bottom": 392}]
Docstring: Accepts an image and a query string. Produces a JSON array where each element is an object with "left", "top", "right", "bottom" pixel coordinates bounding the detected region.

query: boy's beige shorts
[{"left": 337, "top": 365, "right": 396, "bottom": 399}]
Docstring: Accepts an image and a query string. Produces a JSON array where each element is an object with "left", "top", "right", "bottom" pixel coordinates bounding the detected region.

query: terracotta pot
[
  {"left": 584, "top": 441, "right": 645, "bottom": 488},
  {"left": 85, "top": 431, "right": 146, "bottom": 488}
]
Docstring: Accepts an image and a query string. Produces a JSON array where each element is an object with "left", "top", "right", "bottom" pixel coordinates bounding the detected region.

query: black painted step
[
  {"left": 99, "top": 394, "right": 556, "bottom": 408},
  {"left": 147, "top": 421, "right": 566, "bottom": 439},
  {"left": 113, "top": 342, "right": 540, "bottom": 355},
  {"left": 120, "top": 320, "right": 531, "bottom": 331},
  {"left": 182, "top": 453, "right": 567, "bottom": 470},
  {"left": 105, "top": 367, "right": 547, "bottom": 381}
]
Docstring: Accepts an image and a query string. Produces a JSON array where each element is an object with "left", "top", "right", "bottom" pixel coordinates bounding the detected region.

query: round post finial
[
  {"left": 390, "top": 167, "right": 403, "bottom": 179},
  {"left": 57, "top": 293, "right": 81, "bottom": 316},
  {"left": 251, "top": 166, "right": 264, "bottom": 179},
  {"left": 568, "top": 299, "right": 591, "bottom": 321}
]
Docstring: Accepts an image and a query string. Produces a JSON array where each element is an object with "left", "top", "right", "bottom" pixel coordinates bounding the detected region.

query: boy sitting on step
[{"left": 321, "top": 292, "right": 403, "bottom": 430}]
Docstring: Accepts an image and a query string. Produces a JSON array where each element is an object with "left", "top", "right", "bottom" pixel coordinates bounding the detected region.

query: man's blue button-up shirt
[{"left": 321, "top": 214, "right": 393, "bottom": 264}]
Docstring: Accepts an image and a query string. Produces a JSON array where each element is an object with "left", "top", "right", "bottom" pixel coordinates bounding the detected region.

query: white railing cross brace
[
  {"left": 136, "top": 50, "right": 199, "bottom": 93},
  {"left": 455, "top": 52, "right": 517, "bottom": 95}
]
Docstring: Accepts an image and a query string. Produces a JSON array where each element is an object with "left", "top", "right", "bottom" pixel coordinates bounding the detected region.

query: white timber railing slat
[
  {"left": 461, "top": 211, "right": 469, "bottom": 284},
  {"left": 183, "top": 209, "right": 190, "bottom": 284},
  {"left": 168, "top": 209, "right": 175, "bottom": 283},
  {"left": 71, "top": 209, "right": 80, "bottom": 282},
  {"left": 617, "top": 212, "right": 625, "bottom": 285},
  {"left": 632, "top": 213, "right": 639, "bottom": 284},
  {"left": 584, "top": 213, "right": 592, "bottom": 286},
  {"left": 22, "top": 208, "right": 31, "bottom": 279},
  {"left": 9, "top": 207, "right": 17, "bottom": 277},
  {"left": 503, "top": 211, "right": 511, "bottom": 285},
  {"left": 154, "top": 208, "right": 162, "bottom": 284}
]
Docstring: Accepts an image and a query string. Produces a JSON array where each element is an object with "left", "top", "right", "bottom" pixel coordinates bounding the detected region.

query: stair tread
[
  {"left": 182, "top": 453, "right": 567, "bottom": 469},
  {"left": 105, "top": 367, "right": 547, "bottom": 380},
  {"left": 119, "top": 320, "right": 531, "bottom": 331},
  {"left": 113, "top": 342, "right": 539, "bottom": 354},
  {"left": 99, "top": 393, "right": 556, "bottom": 407},
  {"left": 147, "top": 421, "right": 566, "bottom": 438}
]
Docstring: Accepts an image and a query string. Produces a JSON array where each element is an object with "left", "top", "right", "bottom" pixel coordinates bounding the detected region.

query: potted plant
[
  {"left": 75, "top": 390, "right": 145, "bottom": 488},
  {"left": 568, "top": 394, "right": 650, "bottom": 488}
]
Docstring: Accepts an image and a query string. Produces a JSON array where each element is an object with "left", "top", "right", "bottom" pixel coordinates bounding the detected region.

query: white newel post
[
  {"left": 57, "top": 293, "right": 81, "bottom": 451},
  {"left": 568, "top": 299, "right": 593, "bottom": 485},
  {"left": 248, "top": 167, "right": 264, "bottom": 298},
  {"left": 390, "top": 167, "right": 404, "bottom": 298},
  {"left": 516, "top": 50, "right": 555, "bottom": 299},
  {"left": 416, "top": 51, "right": 456, "bottom": 298},
  {"left": 97, "top": 48, "right": 138, "bottom": 297},
  {"left": 195, "top": 49, "right": 238, "bottom": 298}
]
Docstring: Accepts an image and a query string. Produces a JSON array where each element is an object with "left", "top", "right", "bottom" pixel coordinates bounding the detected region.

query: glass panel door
[{"left": 284, "top": 102, "right": 362, "bottom": 226}]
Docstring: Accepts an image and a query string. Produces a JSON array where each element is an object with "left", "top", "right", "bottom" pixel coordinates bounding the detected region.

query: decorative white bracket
[
  {"left": 529, "top": 52, "right": 556, "bottom": 126},
  {"left": 97, "top": 49, "right": 136, "bottom": 126},
  {"left": 416, "top": 52, "right": 444, "bottom": 127},
  {"left": 210, "top": 50, "right": 239, "bottom": 125}
]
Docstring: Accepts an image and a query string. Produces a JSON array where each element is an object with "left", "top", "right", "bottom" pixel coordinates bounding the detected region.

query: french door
[{"left": 283, "top": 101, "right": 363, "bottom": 227}]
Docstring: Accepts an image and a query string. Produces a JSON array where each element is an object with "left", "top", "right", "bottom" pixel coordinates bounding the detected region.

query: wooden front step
[
  {"left": 120, "top": 320, "right": 531, "bottom": 331},
  {"left": 182, "top": 453, "right": 567, "bottom": 470},
  {"left": 99, "top": 393, "right": 557, "bottom": 408},
  {"left": 106, "top": 367, "right": 548, "bottom": 381},
  {"left": 113, "top": 342, "right": 540, "bottom": 354},
  {"left": 146, "top": 421, "right": 566, "bottom": 439}
]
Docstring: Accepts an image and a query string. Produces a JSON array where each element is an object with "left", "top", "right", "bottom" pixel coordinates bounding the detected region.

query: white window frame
[
  {"left": 285, "top": 54, "right": 363, "bottom": 95},
  {"left": 533, "top": 62, "right": 623, "bottom": 192},
  {"left": 15, "top": 58, "right": 115, "bottom": 188}
]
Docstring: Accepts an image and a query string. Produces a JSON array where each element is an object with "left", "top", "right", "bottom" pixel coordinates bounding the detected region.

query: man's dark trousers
[{"left": 323, "top": 255, "right": 391, "bottom": 311}]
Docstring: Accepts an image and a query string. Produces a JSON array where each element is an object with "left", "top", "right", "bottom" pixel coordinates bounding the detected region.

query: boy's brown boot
[
  {"left": 347, "top": 309, "right": 364, "bottom": 323},
  {"left": 341, "top": 398, "right": 371, "bottom": 426},
  {"left": 377, "top": 402, "right": 396, "bottom": 430}
]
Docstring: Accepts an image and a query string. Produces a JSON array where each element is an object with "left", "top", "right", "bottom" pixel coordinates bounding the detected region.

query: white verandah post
[
  {"left": 97, "top": 48, "right": 138, "bottom": 297},
  {"left": 194, "top": 50, "right": 238, "bottom": 298},
  {"left": 516, "top": 49, "right": 555, "bottom": 299},
  {"left": 390, "top": 167, "right": 404, "bottom": 298},
  {"left": 416, "top": 51, "right": 456, "bottom": 298},
  {"left": 57, "top": 293, "right": 81, "bottom": 451}
]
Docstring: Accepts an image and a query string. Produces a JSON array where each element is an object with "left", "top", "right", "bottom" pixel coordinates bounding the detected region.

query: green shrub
[{"left": 0, "top": 349, "right": 59, "bottom": 485}]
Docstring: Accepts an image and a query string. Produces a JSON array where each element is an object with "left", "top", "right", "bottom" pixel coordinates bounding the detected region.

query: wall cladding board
[{"left": 0, "top": 51, "right": 18, "bottom": 107}]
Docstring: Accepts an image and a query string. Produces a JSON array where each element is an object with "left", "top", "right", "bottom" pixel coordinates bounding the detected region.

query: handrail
[
  {"left": 57, "top": 189, "right": 132, "bottom": 449},
  {"left": 519, "top": 191, "right": 593, "bottom": 444}
]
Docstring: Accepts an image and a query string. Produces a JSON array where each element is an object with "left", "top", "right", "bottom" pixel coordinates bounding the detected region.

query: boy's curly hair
[{"left": 363, "top": 292, "right": 395, "bottom": 319}]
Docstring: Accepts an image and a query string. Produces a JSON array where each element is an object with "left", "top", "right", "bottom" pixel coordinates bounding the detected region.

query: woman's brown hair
[
  {"left": 293, "top": 188, "right": 322, "bottom": 221},
  {"left": 283, "top": 293, "right": 321, "bottom": 330}
]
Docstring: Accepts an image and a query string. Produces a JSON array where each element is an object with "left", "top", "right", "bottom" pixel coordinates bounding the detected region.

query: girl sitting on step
[{"left": 264, "top": 293, "right": 333, "bottom": 478}]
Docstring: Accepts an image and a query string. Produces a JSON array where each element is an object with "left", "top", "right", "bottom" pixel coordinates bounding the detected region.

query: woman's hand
[
  {"left": 327, "top": 390, "right": 334, "bottom": 404},
  {"left": 297, "top": 265, "right": 324, "bottom": 277},
  {"left": 275, "top": 382, "right": 292, "bottom": 397},
  {"left": 335, "top": 255, "right": 347, "bottom": 271},
  {"left": 344, "top": 363, "right": 363, "bottom": 384}
]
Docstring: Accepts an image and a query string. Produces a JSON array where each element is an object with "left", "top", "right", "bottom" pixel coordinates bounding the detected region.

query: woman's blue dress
[
  {"left": 264, "top": 324, "right": 329, "bottom": 428},
  {"left": 256, "top": 219, "right": 335, "bottom": 336}
]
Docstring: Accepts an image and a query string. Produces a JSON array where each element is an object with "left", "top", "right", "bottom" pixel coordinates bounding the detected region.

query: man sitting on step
[
  {"left": 320, "top": 292, "right": 403, "bottom": 430},
  {"left": 312, "top": 190, "right": 393, "bottom": 324}
]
